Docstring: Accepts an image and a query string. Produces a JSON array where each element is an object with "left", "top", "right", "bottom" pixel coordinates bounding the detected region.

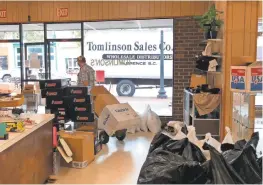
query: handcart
[
  {"left": 23, "top": 93, "right": 39, "bottom": 113},
  {"left": 90, "top": 86, "right": 140, "bottom": 144}
]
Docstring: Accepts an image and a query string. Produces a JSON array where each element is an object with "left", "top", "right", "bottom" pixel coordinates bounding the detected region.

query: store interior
[{"left": 0, "top": 1, "right": 262, "bottom": 184}]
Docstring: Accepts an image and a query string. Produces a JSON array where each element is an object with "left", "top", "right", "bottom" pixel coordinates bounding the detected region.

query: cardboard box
[
  {"left": 71, "top": 112, "right": 95, "bottom": 122},
  {"left": 190, "top": 74, "right": 207, "bottom": 88},
  {"left": 207, "top": 72, "right": 222, "bottom": 88},
  {"left": 98, "top": 103, "right": 141, "bottom": 136},
  {"left": 63, "top": 95, "right": 91, "bottom": 107},
  {"left": 46, "top": 97, "right": 65, "bottom": 109},
  {"left": 90, "top": 86, "right": 110, "bottom": 97},
  {"left": 94, "top": 94, "right": 119, "bottom": 116},
  {"left": 41, "top": 88, "right": 65, "bottom": 98},
  {"left": 39, "top": 79, "right": 69, "bottom": 89},
  {"left": 64, "top": 86, "right": 88, "bottom": 96},
  {"left": 230, "top": 61, "right": 262, "bottom": 93},
  {"left": 68, "top": 104, "right": 93, "bottom": 119},
  {"left": 76, "top": 124, "right": 96, "bottom": 132},
  {"left": 59, "top": 131, "right": 95, "bottom": 167}
]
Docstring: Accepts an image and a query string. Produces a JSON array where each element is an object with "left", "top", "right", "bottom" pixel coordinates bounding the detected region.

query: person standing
[{"left": 77, "top": 56, "right": 95, "bottom": 87}]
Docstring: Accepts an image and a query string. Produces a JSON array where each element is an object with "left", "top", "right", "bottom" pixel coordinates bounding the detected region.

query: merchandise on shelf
[
  {"left": 5, "top": 121, "right": 25, "bottom": 132},
  {"left": 46, "top": 96, "right": 65, "bottom": 109},
  {"left": 41, "top": 88, "right": 65, "bottom": 98},
  {"left": 39, "top": 79, "right": 69, "bottom": 89},
  {"left": 231, "top": 61, "right": 262, "bottom": 93},
  {"left": 63, "top": 86, "right": 88, "bottom": 96},
  {"left": 0, "top": 123, "right": 8, "bottom": 140}
]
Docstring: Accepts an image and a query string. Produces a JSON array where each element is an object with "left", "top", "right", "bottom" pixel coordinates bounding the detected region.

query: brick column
[{"left": 172, "top": 17, "right": 204, "bottom": 121}]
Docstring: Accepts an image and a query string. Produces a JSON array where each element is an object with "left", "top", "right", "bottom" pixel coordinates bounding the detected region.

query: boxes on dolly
[{"left": 98, "top": 103, "right": 141, "bottom": 144}]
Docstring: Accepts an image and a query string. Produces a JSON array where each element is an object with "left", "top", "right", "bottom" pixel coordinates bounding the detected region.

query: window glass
[
  {"left": 0, "top": 56, "right": 8, "bottom": 70},
  {"left": 84, "top": 19, "right": 173, "bottom": 116},
  {"left": 47, "top": 23, "right": 81, "bottom": 39},
  {"left": 23, "top": 24, "right": 44, "bottom": 43},
  {"left": 0, "top": 25, "right": 19, "bottom": 40}
]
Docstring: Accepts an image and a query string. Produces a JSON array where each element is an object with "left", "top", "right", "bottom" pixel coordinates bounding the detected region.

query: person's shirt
[{"left": 77, "top": 63, "right": 95, "bottom": 86}]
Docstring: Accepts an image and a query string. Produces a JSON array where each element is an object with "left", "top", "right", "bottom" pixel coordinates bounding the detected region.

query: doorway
[
  {"left": 24, "top": 42, "right": 45, "bottom": 81},
  {"left": 47, "top": 40, "right": 81, "bottom": 84}
]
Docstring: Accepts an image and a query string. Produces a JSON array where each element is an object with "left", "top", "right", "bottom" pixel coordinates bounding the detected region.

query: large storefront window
[
  {"left": 84, "top": 19, "right": 173, "bottom": 115},
  {"left": 47, "top": 23, "right": 81, "bottom": 39},
  {"left": 0, "top": 25, "right": 21, "bottom": 93},
  {"left": 46, "top": 23, "right": 81, "bottom": 82},
  {"left": 0, "top": 25, "right": 19, "bottom": 40}
]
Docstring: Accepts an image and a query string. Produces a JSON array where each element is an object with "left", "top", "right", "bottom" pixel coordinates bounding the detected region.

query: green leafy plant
[{"left": 195, "top": 4, "right": 223, "bottom": 32}]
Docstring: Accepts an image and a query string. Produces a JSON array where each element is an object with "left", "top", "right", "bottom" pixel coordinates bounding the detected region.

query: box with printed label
[
  {"left": 64, "top": 95, "right": 91, "bottom": 107},
  {"left": 230, "top": 67, "right": 247, "bottom": 91},
  {"left": 98, "top": 103, "right": 141, "bottom": 136},
  {"left": 247, "top": 62, "right": 262, "bottom": 92},
  {"left": 50, "top": 107, "right": 66, "bottom": 114},
  {"left": 39, "top": 79, "right": 69, "bottom": 89},
  {"left": 64, "top": 86, "right": 88, "bottom": 96},
  {"left": 68, "top": 104, "right": 93, "bottom": 118},
  {"left": 71, "top": 112, "right": 95, "bottom": 122},
  {"left": 231, "top": 62, "right": 262, "bottom": 93},
  {"left": 41, "top": 88, "right": 65, "bottom": 98},
  {"left": 46, "top": 97, "right": 65, "bottom": 109},
  {"left": 54, "top": 114, "right": 69, "bottom": 124},
  {"left": 59, "top": 131, "right": 95, "bottom": 167}
]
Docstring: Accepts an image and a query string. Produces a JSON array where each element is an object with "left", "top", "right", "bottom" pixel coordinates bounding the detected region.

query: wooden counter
[{"left": 0, "top": 114, "right": 54, "bottom": 184}]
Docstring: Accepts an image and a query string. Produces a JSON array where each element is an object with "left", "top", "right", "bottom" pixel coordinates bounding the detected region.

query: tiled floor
[{"left": 56, "top": 132, "right": 154, "bottom": 184}]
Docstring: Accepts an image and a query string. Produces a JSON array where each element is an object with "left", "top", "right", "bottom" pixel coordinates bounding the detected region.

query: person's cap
[{"left": 77, "top": 56, "right": 86, "bottom": 63}]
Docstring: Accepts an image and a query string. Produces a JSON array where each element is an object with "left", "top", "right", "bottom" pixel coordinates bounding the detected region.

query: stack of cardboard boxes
[{"left": 39, "top": 79, "right": 95, "bottom": 130}]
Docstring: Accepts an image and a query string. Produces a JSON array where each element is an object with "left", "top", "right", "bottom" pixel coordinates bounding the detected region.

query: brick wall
[{"left": 172, "top": 17, "right": 204, "bottom": 121}]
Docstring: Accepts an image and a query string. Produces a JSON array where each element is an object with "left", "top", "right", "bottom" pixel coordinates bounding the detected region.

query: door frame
[{"left": 23, "top": 42, "right": 45, "bottom": 83}]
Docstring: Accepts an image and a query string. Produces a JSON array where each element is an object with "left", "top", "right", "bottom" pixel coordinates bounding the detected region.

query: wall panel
[
  {"left": 0, "top": 1, "right": 210, "bottom": 23},
  {"left": 217, "top": 1, "right": 259, "bottom": 140}
]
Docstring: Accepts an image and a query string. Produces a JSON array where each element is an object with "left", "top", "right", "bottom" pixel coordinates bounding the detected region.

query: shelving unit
[
  {"left": 183, "top": 89, "right": 221, "bottom": 139},
  {"left": 232, "top": 92, "right": 263, "bottom": 156}
]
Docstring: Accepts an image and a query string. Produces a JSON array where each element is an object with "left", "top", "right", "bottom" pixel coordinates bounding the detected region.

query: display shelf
[
  {"left": 183, "top": 89, "right": 221, "bottom": 138},
  {"left": 232, "top": 92, "right": 263, "bottom": 156}
]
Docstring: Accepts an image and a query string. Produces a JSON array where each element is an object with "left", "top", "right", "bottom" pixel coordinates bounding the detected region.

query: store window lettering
[
  {"left": 87, "top": 41, "right": 173, "bottom": 52},
  {"left": 90, "top": 59, "right": 157, "bottom": 66},
  {"left": 102, "top": 54, "right": 172, "bottom": 60}
]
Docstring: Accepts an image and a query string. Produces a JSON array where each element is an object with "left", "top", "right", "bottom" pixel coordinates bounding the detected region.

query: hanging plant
[{"left": 194, "top": 4, "right": 223, "bottom": 39}]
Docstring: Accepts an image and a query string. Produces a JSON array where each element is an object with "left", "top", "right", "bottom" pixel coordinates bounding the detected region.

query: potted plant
[{"left": 195, "top": 4, "right": 223, "bottom": 39}]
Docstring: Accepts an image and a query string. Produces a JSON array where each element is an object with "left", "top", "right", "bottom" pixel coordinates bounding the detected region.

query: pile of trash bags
[
  {"left": 137, "top": 123, "right": 262, "bottom": 184},
  {"left": 128, "top": 105, "right": 162, "bottom": 134}
]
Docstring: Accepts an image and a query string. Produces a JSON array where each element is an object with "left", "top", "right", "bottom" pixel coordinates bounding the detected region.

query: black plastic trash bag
[
  {"left": 233, "top": 139, "right": 247, "bottom": 150},
  {"left": 148, "top": 132, "right": 171, "bottom": 154},
  {"left": 222, "top": 132, "right": 262, "bottom": 184},
  {"left": 202, "top": 143, "right": 245, "bottom": 184},
  {"left": 220, "top": 143, "right": 234, "bottom": 152},
  {"left": 257, "top": 156, "right": 262, "bottom": 174},
  {"left": 163, "top": 138, "right": 206, "bottom": 163},
  {"left": 137, "top": 148, "right": 207, "bottom": 184}
]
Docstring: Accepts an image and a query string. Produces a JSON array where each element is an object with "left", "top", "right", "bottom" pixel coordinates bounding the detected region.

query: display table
[{"left": 0, "top": 114, "right": 54, "bottom": 184}]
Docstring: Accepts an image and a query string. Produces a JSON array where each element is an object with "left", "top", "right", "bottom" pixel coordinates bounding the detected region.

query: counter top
[{"left": 0, "top": 114, "right": 54, "bottom": 153}]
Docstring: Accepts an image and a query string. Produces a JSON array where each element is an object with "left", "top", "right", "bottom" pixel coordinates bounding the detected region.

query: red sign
[
  {"left": 0, "top": 10, "right": 7, "bottom": 18},
  {"left": 57, "top": 8, "right": 68, "bottom": 17},
  {"left": 231, "top": 69, "right": 246, "bottom": 76},
  {"left": 251, "top": 67, "right": 262, "bottom": 76}
]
